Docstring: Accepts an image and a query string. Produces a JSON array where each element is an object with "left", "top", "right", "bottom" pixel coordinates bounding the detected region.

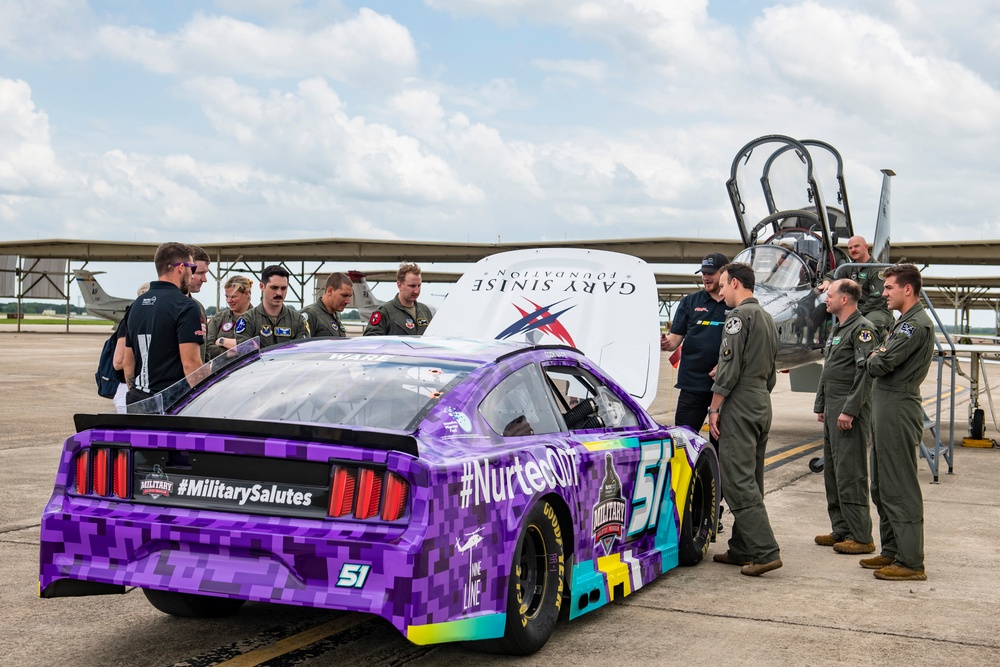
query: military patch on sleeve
[
  {"left": 369, "top": 312, "right": 382, "bottom": 326},
  {"left": 724, "top": 316, "right": 742, "bottom": 335},
  {"left": 234, "top": 318, "right": 247, "bottom": 334},
  {"left": 899, "top": 323, "right": 915, "bottom": 338},
  {"left": 877, "top": 269, "right": 885, "bottom": 280},
  {"left": 858, "top": 329, "right": 873, "bottom": 343}
]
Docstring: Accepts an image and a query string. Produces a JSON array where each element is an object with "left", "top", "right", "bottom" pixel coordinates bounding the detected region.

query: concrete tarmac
[{"left": 1, "top": 330, "right": 999, "bottom": 666}]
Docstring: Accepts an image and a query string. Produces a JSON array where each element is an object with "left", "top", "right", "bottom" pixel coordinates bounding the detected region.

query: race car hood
[{"left": 425, "top": 249, "right": 660, "bottom": 408}]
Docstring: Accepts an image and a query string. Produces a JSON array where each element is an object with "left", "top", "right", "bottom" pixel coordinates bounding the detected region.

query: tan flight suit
[
  {"left": 235, "top": 303, "right": 310, "bottom": 349},
  {"left": 814, "top": 310, "right": 876, "bottom": 543},
  {"left": 302, "top": 299, "right": 347, "bottom": 338},
  {"left": 712, "top": 296, "right": 781, "bottom": 565},
  {"left": 363, "top": 296, "right": 433, "bottom": 336},
  {"left": 864, "top": 301, "right": 934, "bottom": 571}
]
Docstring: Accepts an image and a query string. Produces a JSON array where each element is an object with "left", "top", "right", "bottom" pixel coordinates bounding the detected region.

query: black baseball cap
[{"left": 696, "top": 252, "right": 729, "bottom": 275}]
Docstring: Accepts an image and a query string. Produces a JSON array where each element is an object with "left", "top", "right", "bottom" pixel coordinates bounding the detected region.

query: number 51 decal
[
  {"left": 626, "top": 439, "right": 673, "bottom": 536},
  {"left": 337, "top": 563, "right": 371, "bottom": 589}
]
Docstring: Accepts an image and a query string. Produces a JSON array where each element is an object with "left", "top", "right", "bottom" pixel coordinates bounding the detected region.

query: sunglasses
[{"left": 172, "top": 261, "right": 197, "bottom": 269}]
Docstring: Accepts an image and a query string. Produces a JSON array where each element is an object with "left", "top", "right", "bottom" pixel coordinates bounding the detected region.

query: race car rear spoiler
[{"left": 73, "top": 413, "right": 420, "bottom": 456}]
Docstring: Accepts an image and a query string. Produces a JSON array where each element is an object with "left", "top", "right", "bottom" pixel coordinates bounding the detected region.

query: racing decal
[
  {"left": 405, "top": 318, "right": 415, "bottom": 330},
  {"left": 626, "top": 439, "right": 673, "bottom": 537},
  {"left": 141, "top": 295, "right": 157, "bottom": 306},
  {"left": 899, "top": 323, "right": 915, "bottom": 338},
  {"left": 470, "top": 270, "right": 636, "bottom": 296},
  {"left": 456, "top": 527, "right": 486, "bottom": 610},
  {"left": 724, "top": 316, "right": 742, "bottom": 335},
  {"left": 222, "top": 321, "right": 234, "bottom": 332},
  {"left": 369, "top": 312, "right": 382, "bottom": 326},
  {"left": 443, "top": 407, "right": 472, "bottom": 434},
  {"left": 496, "top": 297, "right": 576, "bottom": 347},
  {"left": 329, "top": 352, "right": 391, "bottom": 361},
  {"left": 336, "top": 563, "right": 371, "bottom": 589},
  {"left": 859, "top": 329, "right": 873, "bottom": 343},
  {"left": 234, "top": 318, "right": 246, "bottom": 334},
  {"left": 261, "top": 325, "right": 272, "bottom": 337},
  {"left": 459, "top": 446, "right": 580, "bottom": 508},
  {"left": 139, "top": 465, "right": 173, "bottom": 498},
  {"left": 593, "top": 454, "right": 627, "bottom": 555},
  {"left": 276, "top": 327, "right": 291, "bottom": 337}
]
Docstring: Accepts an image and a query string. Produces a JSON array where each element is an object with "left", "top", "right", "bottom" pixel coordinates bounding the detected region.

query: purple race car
[{"left": 39, "top": 251, "right": 720, "bottom": 655}]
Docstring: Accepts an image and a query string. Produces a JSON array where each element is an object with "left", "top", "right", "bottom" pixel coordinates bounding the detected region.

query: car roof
[{"left": 263, "top": 335, "right": 578, "bottom": 365}]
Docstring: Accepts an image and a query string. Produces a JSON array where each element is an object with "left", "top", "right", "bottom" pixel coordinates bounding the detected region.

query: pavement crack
[{"left": 624, "top": 602, "right": 999, "bottom": 650}]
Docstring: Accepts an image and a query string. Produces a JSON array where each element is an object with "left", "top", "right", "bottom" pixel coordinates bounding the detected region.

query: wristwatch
[{"left": 707, "top": 408, "right": 720, "bottom": 415}]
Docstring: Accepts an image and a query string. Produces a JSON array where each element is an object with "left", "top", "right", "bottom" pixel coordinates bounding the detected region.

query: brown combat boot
[
  {"left": 859, "top": 554, "right": 894, "bottom": 569},
  {"left": 814, "top": 533, "right": 842, "bottom": 547},
  {"left": 833, "top": 539, "right": 876, "bottom": 554},
  {"left": 713, "top": 551, "right": 751, "bottom": 566},
  {"left": 874, "top": 564, "right": 927, "bottom": 581},
  {"left": 741, "top": 559, "right": 783, "bottom": 577}
]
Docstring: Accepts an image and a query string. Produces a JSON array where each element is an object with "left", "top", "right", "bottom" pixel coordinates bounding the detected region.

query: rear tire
[
  {"left": 678, "top": 449, "right": 719, "bottom": 565},
  {"left": 142, "top": 588, "right": 246, "bottom": 618},
  {"left": 474, "top": 500, "right": 564, "bottom": 655}
]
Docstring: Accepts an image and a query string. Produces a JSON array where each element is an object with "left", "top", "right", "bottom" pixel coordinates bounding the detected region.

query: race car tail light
[
  {"left": 112, "top": 450, "right": 130, "bottom": 499},
  {"left": 74, "top": 450, "right": 90, "bottom": 495},
  {"left": 71, "top": 446, "right": 131, "bottom": 500},
  {"left": 355, "top": 468, "right": 383, "bottom": 520},
  {"left": 380, "top": 472, "right": 409, "bottom": 522},
  {"left": 327, "top": 464, "right": 409, "bottom": 522},
  {"left": 328, "top": 466, "right": 357, "bottom": 517},
  {"left": 92, "top": 448, "right": 110, "bottom": 497}
]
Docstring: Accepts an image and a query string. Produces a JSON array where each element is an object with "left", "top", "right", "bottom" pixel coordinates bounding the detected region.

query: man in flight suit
[
  {"left": 363, "top": 262, "right": 433, "bottom": 336},
  {"left": 707, "top": 262, "right": 782, "bottom": 576},
  {"left": 303, "top": 272, "right": 353, "bottom": 338},
  {"left": 813, "top": 279, "right": 876, "bottom": 554},
  {"left": 821, "top": 236, "right": 893, "bottom": 339},
  {"left": 862, "top": 263, "right": 934, "bottom": 581},
  {"left": 235, "top": 265, "right": 309, "bottom": 349}
]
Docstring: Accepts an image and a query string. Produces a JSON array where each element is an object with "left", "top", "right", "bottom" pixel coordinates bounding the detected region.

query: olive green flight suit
[
  {"left": 864, "top": 301, "right": 934, "bottom": 571},
  {"left": 814, "top": 310, "right": 876, "bottom": 543},
  {"left": 206, "top": 307, "right": 240, "bottom": 360},
  {"left": 362, "top": 295, "right": 433, "bottom": 336},
  {"left": 830, "top": 259, "right": 893, "bottom": 338},
  {"left": 302, "top": 299, "right": 347, "bottom": 338},
  {"left": 712, "top": 296, "right": 781, "bottom": 564},
  {"left": 235, "top": 302, "right": 310, "bottom": 349}
]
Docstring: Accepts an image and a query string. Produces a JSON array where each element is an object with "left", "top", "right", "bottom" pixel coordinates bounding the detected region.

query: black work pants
[{"left": 674, "top": 389, "right": 719, "bottom": 450}]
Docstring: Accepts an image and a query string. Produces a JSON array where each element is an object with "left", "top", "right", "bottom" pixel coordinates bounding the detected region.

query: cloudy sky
[{"left": 2, "top": 0, "right": 998, "bottom": 304}]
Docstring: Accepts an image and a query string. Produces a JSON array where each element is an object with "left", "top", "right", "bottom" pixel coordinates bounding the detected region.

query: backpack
[{"left": 96, "top": 328, "right": 120, "bottom": 399}]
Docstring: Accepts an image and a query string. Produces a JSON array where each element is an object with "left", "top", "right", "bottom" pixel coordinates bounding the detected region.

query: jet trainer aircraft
[
  {"left": 74, "top": 269, "right": 133, "bottom": 325},
  {"left": 725, "top": 134, "right": 892, "bottom": 389}
]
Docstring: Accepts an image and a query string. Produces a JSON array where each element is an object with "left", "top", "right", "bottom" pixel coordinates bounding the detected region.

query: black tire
[
  {"left": 809, "top": 457, "right": 824, "bottom": 473},
  {"left": 972, "top": 409, "right": 985, "bottom": 440},
  {"left": 142, "top": 588, "right": 246, "bottom": 618},
  {"left": 474, "top": 500, "right": 564, "bottom": 655},
  {"left": 678, "top": 449, "right": 719, "bottom": 566}
]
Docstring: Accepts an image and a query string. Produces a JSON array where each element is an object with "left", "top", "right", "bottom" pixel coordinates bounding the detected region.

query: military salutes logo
[
  {"left": 139, "top": 465, "right": 173, "bottom": 499},
  {"left": 593, "top": 453, "right": 627, "bottom": 555}
]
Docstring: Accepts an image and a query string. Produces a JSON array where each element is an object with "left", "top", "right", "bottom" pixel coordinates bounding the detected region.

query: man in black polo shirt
[
  {"left": 123, "top": 242, "right": 205, "bottom": 405},
  {"left": 660, "top": 252, "right": 729, "bottom": 450}
]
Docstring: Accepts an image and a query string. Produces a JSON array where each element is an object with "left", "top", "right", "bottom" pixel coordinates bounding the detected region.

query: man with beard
[
  {"left": 123, "top": 242, "right": 205, "bottom": 405},
  {"left": 363, "top": 262, "right": 433, "bottom": 336},
  {"left": 235, "top": 265, "right": 310, "bottom": 349}
]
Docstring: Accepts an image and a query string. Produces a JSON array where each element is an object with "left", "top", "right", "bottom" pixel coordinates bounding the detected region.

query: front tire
[
  {"left": 143, "top": 588, "right": 246, "bottom": 618},
  {"left": 678, "top": 449, "right": 719, "bottom": 565},
  {"left": 476, "top": 500, "right": 564, "bottom": 655}
]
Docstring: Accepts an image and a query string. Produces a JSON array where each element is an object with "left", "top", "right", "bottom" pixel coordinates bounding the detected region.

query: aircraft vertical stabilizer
[{"left": 872, "top": 169, "right": 894, "bottom": 264}]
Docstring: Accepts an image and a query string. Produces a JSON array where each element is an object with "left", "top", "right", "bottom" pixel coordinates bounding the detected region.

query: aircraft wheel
[
  {"left": 971, "top": 409, "right": 985, "bottom": 440},
  {"left": 809, "top": 457, "right": 824, "bottom": 473}
]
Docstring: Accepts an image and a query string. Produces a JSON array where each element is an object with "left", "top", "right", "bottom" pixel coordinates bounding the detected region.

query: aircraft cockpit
[{"left": 734, "top": 243, "right": 812, "bottom": 291}]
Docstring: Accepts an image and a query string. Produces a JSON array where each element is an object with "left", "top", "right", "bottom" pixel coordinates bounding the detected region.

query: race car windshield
[{"left": 175, "top": 352, "right": 478, "bottom": 431}]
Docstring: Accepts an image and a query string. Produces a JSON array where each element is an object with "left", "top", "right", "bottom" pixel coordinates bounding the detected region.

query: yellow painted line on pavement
[
  {"left": 765, "top": 440, "right": 822, "bottom": 467},
  {"left": 216, "top": 615, "right": 367, "bottom": 667}
]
